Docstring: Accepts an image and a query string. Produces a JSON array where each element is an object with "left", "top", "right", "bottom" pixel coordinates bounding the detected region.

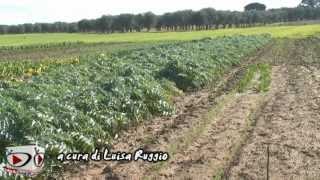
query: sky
[{"left": 0, "top": 0, "right": 301, "bottom": 25}]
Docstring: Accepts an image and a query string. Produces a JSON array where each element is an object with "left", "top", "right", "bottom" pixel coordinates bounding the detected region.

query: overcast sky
[{"left": 0, "top": 0, "right": 301, "bottom": 25}]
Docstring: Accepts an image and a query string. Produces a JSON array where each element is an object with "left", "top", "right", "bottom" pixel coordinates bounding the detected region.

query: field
[
  {"left": 0, "top": 24, "right": 320, "bottom": 179},
  {"left": 0, "top": 24, "right": 320, "bottom": 47},
  {"left": 64, "top": 33, "right": 320, "bottom": 180},
  {"left": 0, "top": 35, "right": 271, "bottom": 156},
  {"left": 1, "top": 24, "right": 319, "bottom": 62}
]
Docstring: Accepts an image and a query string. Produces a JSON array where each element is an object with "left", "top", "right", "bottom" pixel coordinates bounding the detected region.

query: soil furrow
[
  {"left": 64, "top": 37, "right": 320, "bottom": 180},
  {"left": 228, "top": 38, "right": 320, "bottom": 179}
]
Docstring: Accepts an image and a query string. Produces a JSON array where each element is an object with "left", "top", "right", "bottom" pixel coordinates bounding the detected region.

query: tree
[
  {"left": 174, "top": 10, "right": 194, "bottom": 31},
  {"left": 201, "top": 8, "right": 217, "bottom": 29},
  {"left": 1, "top": 5, "right": 320, "bottom": 34},
  {"left": 67, "top": 23, "right": 79, "bottom": 33},
  {"left": 299, "top": 0, "right": 320, "bottom": 8},
  {"left": 33, "top": 23, "right": 42, "bottom": 33},
  {"left": 245, "top": 3, "right": 267, "bottom": 11},
  {"left": 133, "top": 14, "right": 144, "bottom": 32},
  {"left": 191, "top": 11, "right": 208, "bottom": 30},
  {"left": 97, "top": 15, "right": 113, "bottom": 33},
  {"left": 40, "top": 23, "right": 51, "bottom": 33},
  {"left": 23, "top": 24, "right": 33, "bottom": 33},
  {"left": 112, "top": 14, "right": 135, "bottom": 32},
  {"left": 159, "top": 13, "right": 175, "bottom": 31},
  {"left": 78, "top": 19, "right": 95, "bottom": 32},
  {"left": 0, "top": 25, "right": 8, "bottom": 34},
  {"left": 143, "top": 12, "right": 157, "bottom": 31},
  {"left": 10, "top": 25, "right": 26, "bottom": 34}
]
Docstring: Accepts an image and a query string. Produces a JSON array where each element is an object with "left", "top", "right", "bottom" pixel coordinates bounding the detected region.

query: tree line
[{"left": 0, "top": 4, "right": 320, "bottom": 34}]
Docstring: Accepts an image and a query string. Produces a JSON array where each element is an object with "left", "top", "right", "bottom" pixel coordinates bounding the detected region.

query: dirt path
[
  {"left": 228, "top": 38, "right": 320, "bottom": 179},
  {"left": 64, "top": 37, "right": 320, "bottom": 180},
  {"left": 228, "top": 65, "right": 320, "bottom": 180}
]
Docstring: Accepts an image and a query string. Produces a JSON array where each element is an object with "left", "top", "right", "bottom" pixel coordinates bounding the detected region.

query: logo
[
  {"left": 3, "top": 145, "right": 45, "bottom": 177},
  {"left": 6, "top": 153, "right": 32, "bottom": 167},
  {"left": 34, "top": 152, "right": 45, "bottom": 167}
]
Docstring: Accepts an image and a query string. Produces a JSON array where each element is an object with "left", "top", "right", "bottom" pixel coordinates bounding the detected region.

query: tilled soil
[
  {"left": 63, "top": 59, "right": 242, "bottom": 180},
  {"left": 64, "top": 38, "right": 320, "bottom": 180},
  {"left": 228, "top": 52, "right": 320, "bottom": 179},
  {"left": 228, "top": 65, "right": 320, "bottom": 180}
]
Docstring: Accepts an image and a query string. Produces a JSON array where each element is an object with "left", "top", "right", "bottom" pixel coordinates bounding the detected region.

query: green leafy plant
[{"left": 0, "top": 35, "right": 271, "bottom": 170}]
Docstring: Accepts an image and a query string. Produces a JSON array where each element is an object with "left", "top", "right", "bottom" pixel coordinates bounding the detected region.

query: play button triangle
[
  {"left": 12, "top": 155, "right": 22, "bottom": 164},
  {"left": 37, "top": 155, "right": 43, "bottom": 164}
]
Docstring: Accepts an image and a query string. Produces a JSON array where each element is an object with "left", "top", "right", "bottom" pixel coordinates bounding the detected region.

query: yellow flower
[
  {"left": 27, "top": 68, "right": 34, "bottom": 74},
  {"left": 25, "top": 72, "right": 33, "bottom": 78},
  {"left": 72, "top": 57, "right": 80, "bottom": 64}
]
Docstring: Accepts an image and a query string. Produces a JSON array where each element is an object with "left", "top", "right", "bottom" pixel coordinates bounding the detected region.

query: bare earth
[{"left": 64, "top": 37, "right": 320, "bottom": 180}]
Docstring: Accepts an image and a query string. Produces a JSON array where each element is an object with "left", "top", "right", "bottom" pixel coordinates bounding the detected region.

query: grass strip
[{"left": 258, "top": 64, "right": 272, "bottom": 92}]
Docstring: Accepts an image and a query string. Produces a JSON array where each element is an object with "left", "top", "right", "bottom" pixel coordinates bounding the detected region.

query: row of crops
[
  {"left": 0, "top": 35, "right": 271, "bottom": 161},
  {"left": 0, "top": 58, "right": 80, "bottom": 80},
  {"left": 0, "top": 41, "right": 164, "bottom": 62},
  {"left": 0, "top": 41, "right": 87, "bottom": 51}
]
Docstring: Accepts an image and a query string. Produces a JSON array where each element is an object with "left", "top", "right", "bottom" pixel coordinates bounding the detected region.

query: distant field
[{"left": 0, "top": 24, "right": 320, "bottom": 47}]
